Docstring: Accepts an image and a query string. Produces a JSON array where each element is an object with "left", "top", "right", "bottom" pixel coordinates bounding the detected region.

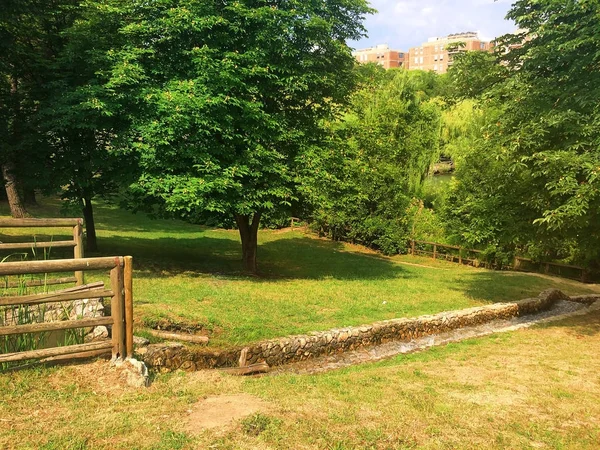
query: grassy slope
[
  {"left": 0, "top": 198, "right": 598, "bottom": 347},
  {"left": 1, "top": 311, "right": 599, "bottom": 449}
]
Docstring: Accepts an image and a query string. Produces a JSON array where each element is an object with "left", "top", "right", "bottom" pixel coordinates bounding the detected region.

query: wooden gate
[{"left": 0, "top": 256, "right": 134, "bottom": 365}]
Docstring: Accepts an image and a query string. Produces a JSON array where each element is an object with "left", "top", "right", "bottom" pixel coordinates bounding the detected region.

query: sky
[{"left": 351, "top": 0, "right": 517, "bottom": 51}]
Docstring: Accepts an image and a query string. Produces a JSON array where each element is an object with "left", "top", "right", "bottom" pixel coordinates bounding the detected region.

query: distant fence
[
  {"left": 0, "top": 218, "right": 84, "bottom": 285},
  {"left": 409, "top": 240, "right": 590, "bottom": 283},
  {"left": 0, "top": 256, "right": 134, "bottom": 365}
]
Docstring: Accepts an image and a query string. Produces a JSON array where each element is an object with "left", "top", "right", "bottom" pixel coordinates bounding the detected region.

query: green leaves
[
  {"left": 443, "top": 0, "right": 600, "bottom": 266},
  {"left": 301, "top": 68, "right": 443, "bottom": 254},
  {"left": 105, "top": 0, "right": 372, "bottom": 226}
]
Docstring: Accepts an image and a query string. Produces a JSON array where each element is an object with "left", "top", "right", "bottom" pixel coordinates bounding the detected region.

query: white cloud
[{"left": 352, "top": 0, "right": 516, "bottom": 50}]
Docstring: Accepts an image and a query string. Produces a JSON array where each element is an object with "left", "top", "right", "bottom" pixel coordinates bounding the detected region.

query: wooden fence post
[
  {"left": 124, "top": 256, "right": 134, "bottom": 358},
  {"left": 110, "top": 262, "right": 126, "bottom": 359},
  {"left": 433, "top": 244, "right": 437, "bottom": 260},
  {"left": 458, "top": 248, "right": 462, "bottom": 265},
  {"left": 73, "top": 219, "right": 84, "bottom": 285},
  {"left": 411, "top": 240, "right": 415, "bottom": 256}
]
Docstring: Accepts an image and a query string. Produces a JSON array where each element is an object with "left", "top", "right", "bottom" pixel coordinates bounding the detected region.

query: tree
[
  {"left": 0, "top": 0, "right": 60, "bottom": 218},
  {"left": 39, "top": 1, "right": 135, "bottom": 252},
  {"left": 446, "top": 50, "right": 507, "bottom": 101},
  {"left": 443, "top": 0, "right": 600, "bottom": 267},
  {"left": 99, "top": 0, "right": 373, "bottom": 272},
  {"left": 301, "top": 67, "right": 442, "bottom": 254}
]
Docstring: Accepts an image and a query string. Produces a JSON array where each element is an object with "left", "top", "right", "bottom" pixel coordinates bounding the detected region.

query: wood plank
[
  {"left": 73, "top": 221, "right": 84, "bottom": 285},
  {"left": 547, "top": 262, "right": 584, "bottom": 270},
  {"left": 415, "top": 240, "right": 460, "bottom": 250},
  {"left": 146, "top": 329, "right": 209, "bottom": 344},
  {"left": 0, "top": 341, "right": 113, "bottom": 364},
  {"left": 56, "top": 281, "right": 104, "bottom": 293},
  {"left": 0, "top": 240, "right": 75, "bottom": 250},
  {"left": 1, "top": 277, "right": 77, "bottom": 289},
  {"left": 220, "top": 362, "right": 270, "bottom": 376},
  {"left": 110, "top": 265, "right": 126, "bottom": 359},
  {"left": 124, "top": 256, "right": 134, "bottom": 358},
  {"left": 0, "top": 317, "right": 113, "bottom": 336},
  {"left": 0, "top": 288, "right": 113, "bottom": 307},
  {"left": 0, "top": 218, "right": 81, "bottom": 228},
  {"left": 40, "top": 348, "right": 111, "bottom": 364},
  {"left": 0, "top": 257, "right": 122, "bottom": 276},
  {"left": 515, "top": 256, "right": 583, "bottom": 270}
]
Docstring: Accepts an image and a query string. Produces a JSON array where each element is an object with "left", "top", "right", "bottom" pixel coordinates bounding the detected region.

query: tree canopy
[
  {"left": 96, "top": 0, "right": 373, "bottom": 271},
  {"left": 301, "top": 66, "right": 442, "bottom": 254},
  {"left": 443, "top": 0, "right": 600, "bottom": 266}
]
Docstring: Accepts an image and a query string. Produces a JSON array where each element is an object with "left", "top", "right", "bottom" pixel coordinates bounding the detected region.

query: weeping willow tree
[
  {"left": 439, "top": 99, "right": 490, "bottom": 167},
  {"left": 300, "top": 66, "right": 443, "bottom": 254}
]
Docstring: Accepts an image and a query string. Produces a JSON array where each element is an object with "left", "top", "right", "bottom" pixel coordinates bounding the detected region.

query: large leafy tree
[
  {"left": 0, "top": 0, "right": 129, "bottom": 252},
  {"left": 39, "top": 1, "right": 134, "bottom": 252},
  {"left": 0, "top": 0, "right": 71, "bottom": 217},
  {"left": 100, "top": 0, "right": 372, "bottom": 272},
  {"left": 444, "top": 0, "right": 600, "bottom": 266}
]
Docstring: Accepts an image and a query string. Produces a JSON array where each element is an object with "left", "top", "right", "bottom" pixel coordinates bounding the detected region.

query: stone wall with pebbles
[
  {"left": 140, "top": 289, "right": 578, "bottom": 372},
  {"left": 569, "top": 294, "right": 600, "bottom": 305}
]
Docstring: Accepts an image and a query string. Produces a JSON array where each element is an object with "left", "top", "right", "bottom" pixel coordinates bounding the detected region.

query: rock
[
  {"left": 112, "top": 358, "right": 150, "bottom": 388},
  {"left": 133, "top": 335, "right": 150, "bottom": 346},
  {"left": 569, "top": 295, "right": 600, "bottom": 305},
  {"left": 85, "top": 326, "right": 109, "bottom": 343},
  {"left": 539, "top": 289, "right": 569, "bottom": 303}
]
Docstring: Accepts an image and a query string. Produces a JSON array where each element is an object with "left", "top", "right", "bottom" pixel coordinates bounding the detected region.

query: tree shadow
[
  {"left": 95, "top": 235, "right": 409, "bottom": 281},
  {"left": 449, "top": 269, "right": 600, "bottom": 304},
  {"left": 93, "top": 203, "right": 207, "bottom": 234}
]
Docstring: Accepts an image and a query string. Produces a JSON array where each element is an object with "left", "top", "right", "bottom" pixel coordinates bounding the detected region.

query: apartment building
[
  {"left": 352, "top": 44, "right": 407, "bottom": 69},
  {"left": 408, "top": 32, "right": 492, "bottom": 74}
]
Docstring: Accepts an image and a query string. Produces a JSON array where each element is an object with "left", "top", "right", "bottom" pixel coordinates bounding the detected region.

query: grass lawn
[
  {"left": 1, "top": 310, "right": 599, "bottom": 449},
  {"left": 0, "top": 198, "right": 598, "bottom": 348}
]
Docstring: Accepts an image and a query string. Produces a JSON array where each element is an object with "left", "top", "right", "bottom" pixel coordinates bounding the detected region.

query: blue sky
[{"left": 351, "top": 0, "right": 517, "bottom": 50}]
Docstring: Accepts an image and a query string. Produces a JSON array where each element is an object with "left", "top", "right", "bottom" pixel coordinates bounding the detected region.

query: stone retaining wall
[
  {"left": 569, "top": 294, "right": 600, "bottom": 305},
  {"left": 140, "top": 289, "right": 573, "bottom": 372}
]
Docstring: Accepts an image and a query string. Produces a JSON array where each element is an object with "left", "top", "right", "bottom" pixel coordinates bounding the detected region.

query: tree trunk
[
  {"left": 1, "top": 162, "right": 28, "bottom": 218},
  {"left": 3, "top": 77, "right": 29, "bottom": 218},
  {"left": 82, "top": 195, "right": 98, "bottom": 252},
  {"left": 235, "top": 212, "right": 262, "bottom": 273}
]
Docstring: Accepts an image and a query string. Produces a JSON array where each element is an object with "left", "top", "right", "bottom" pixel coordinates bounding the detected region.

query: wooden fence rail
[
  {"left": 409, "top": 240, "right": 589, "bottom": 282},
  {"left": 0, "top": 256, "right": 134, "bottom": 364},
  {"left": 0, "top": 218, "right": 84, "bottom": 285}
]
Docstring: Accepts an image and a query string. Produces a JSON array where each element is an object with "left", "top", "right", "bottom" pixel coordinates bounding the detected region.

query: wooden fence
[
  {"left": 409, "top": 240, "right": 590, "bottom": 283},
  {"left": 0, "top": 218, "right": 84, "bottom": 285},
  {"left": 0, "top": 256, "right": 134, "bottom": 365}
]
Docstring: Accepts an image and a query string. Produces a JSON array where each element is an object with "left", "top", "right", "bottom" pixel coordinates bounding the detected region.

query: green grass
[
  {"left": 2, "top": 198, "right": 600, "bottom": 448},
  {"left": 1, "top": 310, "right": 599, "bottom": 449},
  {"left": 0, "top": 198, "right": 598, "bottom": 348}
]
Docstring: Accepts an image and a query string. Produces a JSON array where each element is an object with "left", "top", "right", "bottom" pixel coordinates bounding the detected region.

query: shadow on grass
[
  {"left": 0, "top": 198, "right": 409, "bottom": 281},
  {"left": 446, "top": 270, "right": 593, "bottom": 304},
  {"left": 95, "top": 235, "right": 409, "bottom": 281},
  {"left": 93, "top": 203, "right": 207, "bottom": 234}
]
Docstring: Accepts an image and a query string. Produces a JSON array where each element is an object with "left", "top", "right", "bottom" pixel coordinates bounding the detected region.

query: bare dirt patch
[{"left": 184, "top": 393, "right": 270, "bottom": 433}]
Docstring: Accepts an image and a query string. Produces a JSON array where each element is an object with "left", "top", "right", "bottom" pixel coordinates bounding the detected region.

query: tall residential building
[
  {"left": 352, "top": 44, "right": 407, "bottom": 69},
  {"left": 408, "top": 32, "right": 492, "bottom": 74}
]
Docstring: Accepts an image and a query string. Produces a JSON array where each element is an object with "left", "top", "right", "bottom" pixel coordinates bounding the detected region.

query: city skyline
[{"left": 350, "top": 0, "right": 517, "bottom": 51}]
